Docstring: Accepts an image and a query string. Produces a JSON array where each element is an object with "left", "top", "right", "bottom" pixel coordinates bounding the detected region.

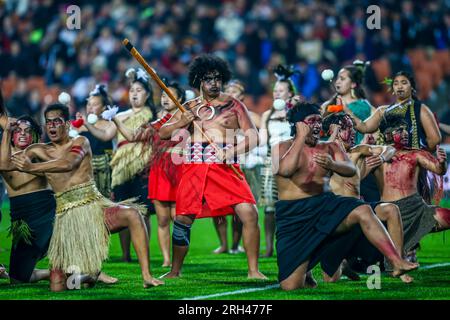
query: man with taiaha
[{"left": 159, "top": 54, "right": 266, "bottom": 279}]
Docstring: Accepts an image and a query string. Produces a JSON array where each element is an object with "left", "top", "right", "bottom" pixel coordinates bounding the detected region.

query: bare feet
[
  {"left": 341, "top": 260, "right": 360, "bottom": 281},
  {"left": 305, "top": 271, "right": 318, "bottom": 288},
  {"left": 399, "top": 274, "right": 414, "bottom": 283},
  {"left": 122, "top": 256, "right": 132, "bottom": 263},
  {"left": 161, "top": 262, "right": 172, "bottom": 268},
  {"left": 0, "top": 265, "right": 8, "bottom": 279},
  {"left": 97, "top": 272, "right": 118, "bottom": 284},
  {"left": 392, "top": 260, "right": 419, "bottom": 277},
  {"left": 143, "top": 277, "right": 164, "bottom": 288},
  {"left": 160, "top": 271, "right": 181, "bottom": 279},
  {"left": 248, "top": 270, "right": 268, "bottom": 280},
  {"left": 213, "top": 246, "right": 228, "bottom": 254}
]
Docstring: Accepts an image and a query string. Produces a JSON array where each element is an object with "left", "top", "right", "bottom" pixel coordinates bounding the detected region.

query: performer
[
  {"left": 212, "top": 79, "right": 259, "bottom": 254},
  {"left": 81, "top": 69, "right": 155, "bottom": 262},
  {"left": 344, "top": 71, "right": 441, "bottom": 152},
  {"left": 322, "top": 111, "right": 412, "bottom": 283},
  {"left": 259, "top": 65, "right": 297, "bottom": 257},
  {"left": 0, "top": 116, "right": 54, "bottom": 284},
  {"left": 11, "top": 103, "right": 163, "bottom": 291},
  {"left": 158, "top": 54, "right": 266, "bottom": 279},
  {"left": 372, "top": 115, "right": 450, "bottom": 255},
  {"left": 344, "top": 70, "right": 442, "bottom": 259},
  {"left": 74, "top": 85, "right": 114, "bottom": 198},
  {"left": 112, "top": 80, "right": 185, "bottom": 267},
  {"left": 272, "top": 101, "right": 417, "bottom": 290},
  {"left": 321, "top": 60, "right": 380, "bottom": 203}
]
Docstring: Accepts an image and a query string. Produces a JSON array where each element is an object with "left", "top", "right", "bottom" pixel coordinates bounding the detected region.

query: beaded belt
[
  {"left": 55, "top": 181, "right": 103, "bottom": 215},
  {"left": 185, "top": 142, "right": 239, "bottom": 164}
]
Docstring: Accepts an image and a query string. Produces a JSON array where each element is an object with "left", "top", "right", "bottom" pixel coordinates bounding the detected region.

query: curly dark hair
[
  {"left": 322, "top": 112, "right": 353, "bottom": 134},
  {"left": 379, "top": 114, "right": 408, "bottom": 134},
  {"left": 188, "top": 54, "right": 232, "bottom": 89}
]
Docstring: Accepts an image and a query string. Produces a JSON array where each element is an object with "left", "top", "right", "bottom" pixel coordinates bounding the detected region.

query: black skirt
[
  {"left": 275, "top": 192, "right": 366, "bottom": 282},
  {"left": 9, "top": 189, "right": 56, "bottom": 282}
]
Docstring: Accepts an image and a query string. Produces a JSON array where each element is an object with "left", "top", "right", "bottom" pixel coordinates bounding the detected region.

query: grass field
[{"left": 0, "top": 200, "right": 450, "bottom": 300}]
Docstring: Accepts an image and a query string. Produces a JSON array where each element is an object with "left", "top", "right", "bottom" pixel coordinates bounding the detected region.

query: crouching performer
[{"left": 272, "top": 102, "right": 418, "bottom": 290}]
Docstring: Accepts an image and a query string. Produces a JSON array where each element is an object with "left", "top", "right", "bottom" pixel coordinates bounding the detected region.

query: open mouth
[
  {"left": 312, "top": 128, "right": 321, "bottom": 136},
  {"left": 48, "top": 129, "right": 57, "bottom": 137}
]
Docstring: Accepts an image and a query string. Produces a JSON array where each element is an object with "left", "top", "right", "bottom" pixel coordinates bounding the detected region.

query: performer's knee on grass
[{"left": 172, "top": 221, "right": 192, "bottom": 246}]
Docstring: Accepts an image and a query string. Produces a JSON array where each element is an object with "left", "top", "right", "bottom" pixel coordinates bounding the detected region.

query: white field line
[{"left": 181, "top": 262, "right": 450, "bottom": 300}]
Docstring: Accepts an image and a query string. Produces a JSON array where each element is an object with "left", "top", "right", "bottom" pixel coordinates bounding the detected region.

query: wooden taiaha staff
[{"left": 122, "top": 38, "right": 243, "bottom": 180}]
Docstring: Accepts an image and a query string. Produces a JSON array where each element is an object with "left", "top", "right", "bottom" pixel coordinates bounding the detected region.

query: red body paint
[
  {"left": 385, "top": 152, "right": 417, "bottom": 192},
  {"left": 435, "top": 208, "right": 450, "bottom": 228},
  {"left": 378, "top": 239, "right": 400, "bottom": 261}
]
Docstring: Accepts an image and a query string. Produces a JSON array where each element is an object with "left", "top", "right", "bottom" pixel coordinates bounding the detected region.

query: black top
[{"left": 80, "top": 131, "right": 113, "bottom": 155}]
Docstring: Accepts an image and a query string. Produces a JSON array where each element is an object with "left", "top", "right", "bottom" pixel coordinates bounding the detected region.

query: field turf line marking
[
  {"left": 181, "top": 284, "right": 280, "bottom": 300},
  {"left": 181, "top": 262, "right": 450, "bottom": 300}
]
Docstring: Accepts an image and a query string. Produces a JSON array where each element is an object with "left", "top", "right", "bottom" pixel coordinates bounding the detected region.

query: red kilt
[
  {"left": 148, "top": 154, "right": 181, "bottom": 202},
  {"left": 176, "top": 163, "right": 256, "bottom": 219}
]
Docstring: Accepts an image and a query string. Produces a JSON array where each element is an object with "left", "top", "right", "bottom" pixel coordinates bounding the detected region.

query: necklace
[{"left": 196, "top": 97, "right": 216, "bottom": 120}]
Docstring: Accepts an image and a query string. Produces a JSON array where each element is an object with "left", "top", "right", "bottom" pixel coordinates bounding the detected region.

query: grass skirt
[{"left": 48, "top": 181, "right": 142, "bottom": 275}]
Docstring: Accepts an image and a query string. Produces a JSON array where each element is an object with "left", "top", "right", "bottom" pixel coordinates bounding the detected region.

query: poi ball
[
  {"left": 58, "top": 92, "right": 71, "bottom": 105},
  {"left": 273, "top": 99, "right": 286, "bottom": 111},
  {"left": 321, "top": 69, "right": 334, "bottom": 81},
  {"left": 185, "top": 90, "right": 196, "bottom": 101},
  {"left": 87, "top": 113, "right": 98, "bottom": 125},
  {"left": 69, "top": 129, "right": 79, "bottom": 138}
]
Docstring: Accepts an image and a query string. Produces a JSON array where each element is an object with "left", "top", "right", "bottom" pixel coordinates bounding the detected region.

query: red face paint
[{"left": 12, "top": 123, "right": 33, "bottom": 149}]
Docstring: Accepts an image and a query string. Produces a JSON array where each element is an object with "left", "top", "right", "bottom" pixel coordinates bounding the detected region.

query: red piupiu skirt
[
  {"left": 176, "top": 163, "right": 256, "bottom": 219},
  {"left": 148, "top": 154, "right": 181, "bottom": 202}
]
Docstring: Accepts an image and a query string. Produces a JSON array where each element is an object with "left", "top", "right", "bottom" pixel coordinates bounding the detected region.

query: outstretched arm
[
  {"left": 416, "top": 148, "right": 447, "bottom": 175},
  {"left": 12, "top": 136, "right": 91, "bottom": 173},
  {"left": 76, "top": 112, "right": 117, "bottom": 142},
  {"left": 345, "top": 106, "right": 386, "bottom": 134}
]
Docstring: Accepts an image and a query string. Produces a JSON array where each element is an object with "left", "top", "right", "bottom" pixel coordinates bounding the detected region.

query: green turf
[{"left": 0, "top": 200, "right": 449, "bottom": 300}]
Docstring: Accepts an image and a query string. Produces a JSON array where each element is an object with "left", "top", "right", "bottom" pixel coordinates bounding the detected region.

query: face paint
[
  {"left": 391, "top": 126, "right": 408, "bottom": 148},
  {"left": 338, "top": 116, "right": 355, "bottom": 147},
  {"left": 12, "top": 122, "right": 33, "bottom": 149},
  {"left": 45, "top": 111, "right": 68, "bottom": 142},
  {"left": 303, "top": 115, "right": 322, "bottom": 143}
]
